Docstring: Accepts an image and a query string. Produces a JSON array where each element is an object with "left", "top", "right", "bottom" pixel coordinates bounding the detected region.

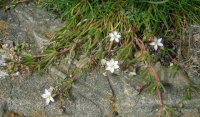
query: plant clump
[
  {"left": 17, "top": 0, "right": 200, "bottom": 115},
  {"left": 22, "top": 0, "right": 200, "bottom": 71}
]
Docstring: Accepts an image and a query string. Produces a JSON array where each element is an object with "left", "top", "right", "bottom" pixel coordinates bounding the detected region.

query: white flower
[
  {"left": 150, "top": 37, "right": 163, "bottom": 51},
  {"left": 105, "top": 59, "right": 119, "bottom": 73},
  {"left": 16, "top": 71, "right": 20, "bottom": 76},
  {"left": 109, "top": 31, "right": 121, "bottom": 43},
  {"left": 41, "top": 89, "right": 54, "bottom": 105}
]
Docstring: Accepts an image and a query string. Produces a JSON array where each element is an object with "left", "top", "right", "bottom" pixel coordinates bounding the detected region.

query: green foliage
[
  {"left": 147, "top": 81, "right": 165, "bottom": 92},
  {"left": 23, "top": 0, "right": 200, "bottom": 72},
  {"left": 21, "top": 52, "right": 36, "bottom": 65},
  {"left": 168, "top": 63, "right": 178, "bottom": 79},
  {"left": 160, "top": 105, "right": 176, "bottom": 117},
  {"left": 193, "top": 84, "right": 200, "bottom": 89},
  {"left": 183, "top": 86, "right": 192, "bottom": 100},
  {"left": 183, "top": 84, "right": 200, "bottom": 100},
  {"left": 0, "top": 0, "right": 30, "bottom": 9},
  {"left": 140, "top": 69, "right": 165, "bottom": 93},
  {"left": 21, "top": 49, "right": 57, "bottom": 72}
]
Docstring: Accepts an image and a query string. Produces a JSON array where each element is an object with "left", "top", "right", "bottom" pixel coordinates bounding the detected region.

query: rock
[
  {"left": 0, "top": 56, "right": 6, "bottom": 66},
  {"left": 0, "top": 50, "right": 9, "bottom": 78},
  {"left": 188, "top": 26, "right": 200, "bottom": 80},
  {"left": 0, "top": 62, "right": 199, "bottom": 116},
  {"left": 0, "top": 71, "right": 8, "bottom": 78},
  {"left": 0, "top": 77, "right": 12, "bottom": 116},
  {"left": 0, "top": 73, "right": 64, "bottom": 116},
  {"left": 6, "top": 74, "right": 64, "bottom": 116},
  {"left": 0, "top": 2, "right": 60, "bottom": 52},
  {"left": 0, "top": 2, "right": 62, "bottom": 116},
  {"left": 181, "top": 109, "right": 199, "bottom": 117},
  {"left": 49, "top": 66, "right": 67, "bottom": 80}
]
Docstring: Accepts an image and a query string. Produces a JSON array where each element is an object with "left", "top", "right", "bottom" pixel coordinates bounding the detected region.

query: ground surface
[{"left": 0, "top": 2, "right": 200, "bottom": 117}]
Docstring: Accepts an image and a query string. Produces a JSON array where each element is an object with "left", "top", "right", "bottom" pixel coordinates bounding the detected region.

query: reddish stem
[
  {"left": 32, "top": 48, "right": 70, "bottom": 58},
  {"left": 57, "top": 48, "right": 70, "bottom": 55},
  {"left": 134, "top": 36, "right": 164, "bottom": 106},
  {"left": 149, "top": 64, "right": 164, "bottom": 106},
  {"left": 32, "top": 54, "right": 49, "bottom": 58},
  {"left": 134, "top": 37, "right": 145, "bottom": 54}
]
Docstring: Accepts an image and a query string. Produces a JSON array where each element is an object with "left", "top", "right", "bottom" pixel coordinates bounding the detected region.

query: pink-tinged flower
[
  {"left": 16, "top": 71, "right": 20, "bottom": 76},
  {"left": 150, "top": 37, "right": 163, "bottom": 51},
  {"left": 41, "top": 89, "right": 54, "bottom": 105},
  {"left": 105, "top": 59, "right": 119, "bottom": 73},
  {"left": 109, "top": 31, "right": 121, "bottom": 43}
]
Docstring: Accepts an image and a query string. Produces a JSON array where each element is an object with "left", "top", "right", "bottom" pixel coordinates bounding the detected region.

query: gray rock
[
  {"left": 0, "top": 2, "right": 62, "bottom": 116},
  {"left": 0, "top": 73, "right": 64, "bottom": 116},
  {"left": 6, "top": 74, "right": 63, "bottom": 116},
  {"left": 0, "top": 50, "right": 9, "bottom": 78},
  {"left": 1, "top": 2, "right": 60, "bottom": 52},
  {"left": 0, "top": 71, "right": 8, "bottom": 78},
  {"left": 0, "top": 77, "right": 11, "bottom": 116},
  {"left": 187, "top": 25, "right": 200, "bottom": 80}
]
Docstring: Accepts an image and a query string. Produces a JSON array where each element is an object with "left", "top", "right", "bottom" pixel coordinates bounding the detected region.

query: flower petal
[
  {"left": 50, "top": 97, "right": 54, "bottom": 102},
  {"left": 109, "top": 33, "right": 114, "bottom": 37},
  {"left": 114, "top": 65, "right": 119, "bottom": 69},
  {"left": 150, "top": 42, "right": 155, "bottom": 46},
  {"left": 106, "top": 66, "right": 111, "bottom": 71},
  {"left": 158, "top": 43, "right": 163, "bottom": 47},
  {"left": 114, "top": 61, "right": 118, "bottom": 65},
  {"left": 110, "top": 37, "right": 114, "bottom": 41},
  {"left": 113, "top": 31, "right": 118, "bottom": 35},
  {"left": 46, "top": 99, "right": 50, "bottom": 105},
  {"left": 41, "top": 94, "right": 47, "bottom": 98},
  {"left": 158, "top": 38, "right": 162, "bottom": 43},
  {"left": 110, "top": 68, "right": 115, "bottom": 73},
  {"left": 154, "top": 45, "right": 158, "bottom": 51},
  {"left": 117, "top": 34, "right": 121, "bottom": 38},
  {"left": 45, "top": 89, "right": 50, "bottom": 94},
  {"left": 106, "top": 61, "right": 110, "bottom": 66},
  {"left": 115, "top": 38, "right": 119, "bottom": 43}
]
